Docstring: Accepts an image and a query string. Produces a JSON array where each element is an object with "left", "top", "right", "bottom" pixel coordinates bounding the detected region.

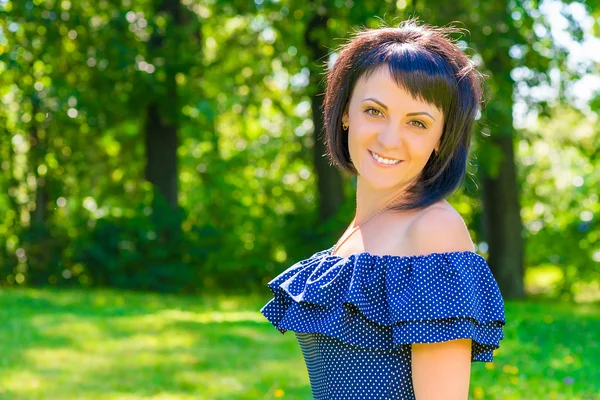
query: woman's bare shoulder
[{"left": 404, "top": 200, "right": 475, "bottom": 255}]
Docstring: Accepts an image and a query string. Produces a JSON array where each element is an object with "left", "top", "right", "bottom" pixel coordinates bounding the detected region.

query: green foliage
[
  {"left": 0, "top": 0, "right": 598, "bottom": 297},
  {"left": 518, "top": 106, "right": 600, "bottom": 298},
  {"left": 70, "top": 193, "right": 209, "bottom": 293},
  {"left": 17, "top": 221, "right": 70, "bottom": 286}
]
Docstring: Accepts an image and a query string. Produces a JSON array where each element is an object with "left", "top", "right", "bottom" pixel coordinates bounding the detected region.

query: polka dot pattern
[{"left": 260, "top": 246, "right": 506, "bottom": 399}]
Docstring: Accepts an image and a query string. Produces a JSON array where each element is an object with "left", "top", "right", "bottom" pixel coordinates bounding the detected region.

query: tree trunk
[
  {"left": 481, "top": 53, "right": 526, "bottom": 299},
  {"left": 305, "top": 8, "right": 345, "bottom": 222},
  {"left": 145, "top": 0, "right": 181, "bottom": 211},
  {"left": 145, "top": 102, "right": 179, "bottom": 209}
]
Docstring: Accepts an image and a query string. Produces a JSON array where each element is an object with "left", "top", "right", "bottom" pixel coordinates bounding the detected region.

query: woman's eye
[
  {"left": 409, "top": 120, "right": 427, "bottom": 129},
  {"left": 365, "top": 108, "right": 382, "bottom": 117}
]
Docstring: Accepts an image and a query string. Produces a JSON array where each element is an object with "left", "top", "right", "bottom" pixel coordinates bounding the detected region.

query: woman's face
[{"left": 343, "top": 66, "right": 444, "bottom": 192}]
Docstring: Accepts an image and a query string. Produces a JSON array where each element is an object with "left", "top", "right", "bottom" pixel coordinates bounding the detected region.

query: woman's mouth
[{"left": 369, "top": 150, "right": 403, "bottom": 166}]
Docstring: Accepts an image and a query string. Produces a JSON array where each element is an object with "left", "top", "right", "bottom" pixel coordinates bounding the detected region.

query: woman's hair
[{"left": 323, "top": 19, "right": 484, "bottom": 212}]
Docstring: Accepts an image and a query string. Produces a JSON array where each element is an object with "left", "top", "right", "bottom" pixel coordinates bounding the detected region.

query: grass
[{"left": 0, "top": 288, "right": 598, "bottom": 399}]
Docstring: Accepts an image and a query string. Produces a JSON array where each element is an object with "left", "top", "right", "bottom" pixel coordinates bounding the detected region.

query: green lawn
[{"left": 0, "top": 288, "right": 598, "bottom": 399}]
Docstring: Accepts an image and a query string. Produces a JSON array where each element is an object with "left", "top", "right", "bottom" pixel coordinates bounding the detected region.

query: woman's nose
[{"left": 377, "top": 124, "right": 404, "bottom": 149}]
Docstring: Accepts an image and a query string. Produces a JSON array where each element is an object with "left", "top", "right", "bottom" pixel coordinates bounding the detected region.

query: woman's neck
[{"left": 353, "top": 178, "right": 411, "bottom": 227}]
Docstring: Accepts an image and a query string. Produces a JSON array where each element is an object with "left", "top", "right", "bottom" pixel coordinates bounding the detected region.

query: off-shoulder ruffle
[{"left": 260, "top": 246, "right": 506, "bottom": 362}]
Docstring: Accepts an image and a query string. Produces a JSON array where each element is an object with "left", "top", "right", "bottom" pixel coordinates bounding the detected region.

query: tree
[{"left": 304, "top": 4, "right": 345, "bottom": 222}]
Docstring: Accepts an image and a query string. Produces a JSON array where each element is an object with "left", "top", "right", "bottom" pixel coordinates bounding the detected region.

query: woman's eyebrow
[
  {"left": 406, "top": 111, "right": 436, "bottom": 121},
  {"left": 362, "top": 97, "right": 389, "bottom": 110},
  {"left": 362, "top": 98, "right": 436, "bottom": 122}
]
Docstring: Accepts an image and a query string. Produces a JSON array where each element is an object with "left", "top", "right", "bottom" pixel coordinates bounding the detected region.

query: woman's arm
[
  {"left": 412, "top": 339, "right": 472, "bottom": 399},
  {"left": 406, "top": 205, "right": 477, "bottom": 399}
]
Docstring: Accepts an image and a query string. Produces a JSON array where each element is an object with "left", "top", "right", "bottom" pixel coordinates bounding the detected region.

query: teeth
[{"left": 370, "top": 150, "right": 401, "bottom": 165}]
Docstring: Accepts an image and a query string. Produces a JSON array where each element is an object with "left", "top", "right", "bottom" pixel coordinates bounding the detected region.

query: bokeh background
[{"left": 0, "top": 0, "right": 599, "bottom": 399}]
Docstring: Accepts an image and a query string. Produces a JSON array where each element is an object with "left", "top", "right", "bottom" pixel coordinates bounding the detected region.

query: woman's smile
[{"left": 369, "top": 149, "right": 404, "bottom": 167}]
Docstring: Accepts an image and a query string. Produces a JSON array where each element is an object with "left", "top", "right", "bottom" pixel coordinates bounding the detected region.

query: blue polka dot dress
[{"left": 260, "top": 245, "right": 506, "bottom": 399}]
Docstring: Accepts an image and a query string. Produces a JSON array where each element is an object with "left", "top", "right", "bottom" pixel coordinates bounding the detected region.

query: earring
[{"left": 342, "top": 122, "right": 349, "bottom": 130}]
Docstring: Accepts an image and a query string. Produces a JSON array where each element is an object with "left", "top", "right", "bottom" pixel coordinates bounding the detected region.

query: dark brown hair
[{"left": 323, "top": 19, "right": 484, "bottom": 212}]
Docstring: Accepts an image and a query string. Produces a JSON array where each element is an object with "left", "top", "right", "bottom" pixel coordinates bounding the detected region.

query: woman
[{"left": 261, "top": 19, "right": 506, "bottom": 400}]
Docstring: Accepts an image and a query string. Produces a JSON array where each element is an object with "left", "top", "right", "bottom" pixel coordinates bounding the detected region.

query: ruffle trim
[{"left": 260, "top": 246, "right": 506, "bottom": 362}]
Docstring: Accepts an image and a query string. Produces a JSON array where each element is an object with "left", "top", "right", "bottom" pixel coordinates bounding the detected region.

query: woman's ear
[{"left": 342, "top": 105, "right": 349, "bottom": 125}]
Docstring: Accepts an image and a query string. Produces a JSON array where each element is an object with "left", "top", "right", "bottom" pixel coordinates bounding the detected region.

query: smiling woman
[{"left": 261, "top": 18, "right": 506, "bottom": 400}]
